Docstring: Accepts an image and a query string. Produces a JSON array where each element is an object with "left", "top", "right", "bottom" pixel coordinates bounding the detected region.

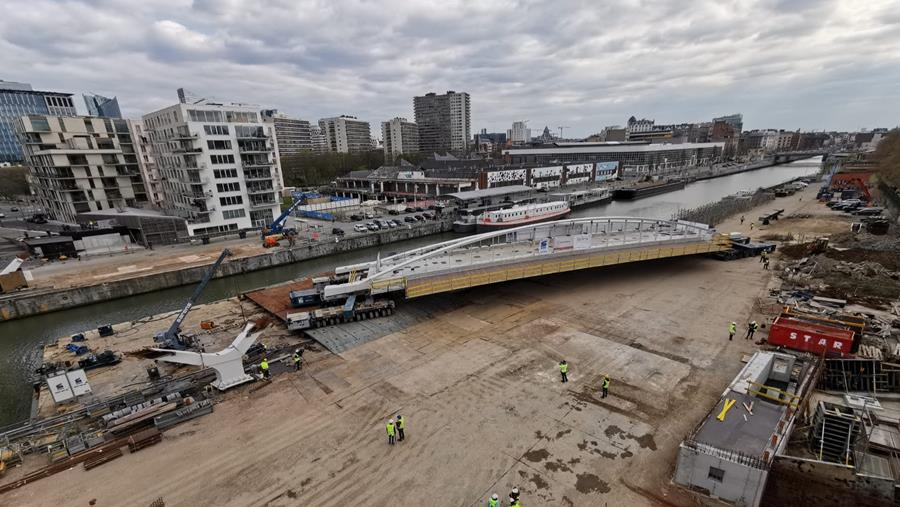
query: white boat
[{"left": 475, "top": 201, "right": 571, "bottom": 232}]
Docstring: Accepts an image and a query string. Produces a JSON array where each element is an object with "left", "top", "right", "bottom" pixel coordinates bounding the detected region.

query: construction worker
[
  {"left": 728, "top": 321, "right": 737, "bottom": 341},
  {"left": 759, "top": 250, "right": 767, "bottom": 263},
  {"left": 292, "top": 349, "right": 303, "bottom": 371},
  {"left": 740, "top": 215, "right": 745, "bottom": 225},
  {"left": 559, "top": 360, "right": 569, "bottom": 383},
  {"left": 396, "top": 414, "right": 405, "bottom": 442},
  {"left": 746, "top": 321, "right": 759, "bottom": 340},
  {"left": 510, "top": 499, "right": 521, "bottom": 507},
  {"left": 386, "top": 419, "right": 396, "bottom": 445},
  {"left": 509, "top": 487, "right": 520, "bottom": 504},
  {"left": 260, "top": 357, "right": 270, "bottom": 379},
  {"left": 601, "top": 374, "right": 610, "bottom": 399},
  {"left": 763, "top": 257, "right": 770, "bottom": 270},
  {"left": 488, "top": 493, "right": 500, "bottom": 507}
]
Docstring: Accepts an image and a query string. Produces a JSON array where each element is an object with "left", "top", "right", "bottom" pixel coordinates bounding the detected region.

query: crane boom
[
  {"left": 155, "top": 249, "right": 232, "bottom": 348},
  {"left": 267, "top": 199, "right": 304, "bottom": 235}
]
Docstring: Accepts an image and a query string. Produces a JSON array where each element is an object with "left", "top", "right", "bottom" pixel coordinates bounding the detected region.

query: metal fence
[
  {"left": 673, "top": 191, "right": 775, "bottom": 226},
  {"left": 683, "top": 438, "right": 771, "bottom": 470}
]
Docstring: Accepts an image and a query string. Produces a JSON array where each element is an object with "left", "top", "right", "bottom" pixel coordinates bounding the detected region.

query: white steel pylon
[{"left": 152, "top": 322, "right": 261, "bottom": 390}]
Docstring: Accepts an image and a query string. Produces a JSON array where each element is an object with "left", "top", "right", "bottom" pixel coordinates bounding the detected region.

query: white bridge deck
[{"left": 324, "top": 217, "right": 729, "bottom": 299}]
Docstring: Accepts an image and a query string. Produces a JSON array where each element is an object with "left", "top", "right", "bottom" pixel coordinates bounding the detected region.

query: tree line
[{"left": 874, "top": 129, "right": 900, "bottom": 189}]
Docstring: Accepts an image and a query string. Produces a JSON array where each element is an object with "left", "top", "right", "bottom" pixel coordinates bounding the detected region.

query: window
[
  {"left": 207, "top": 140, "right": 232, "bottom": 150},
  {"left": 226, "top": 111, "right": 258, "bottom": 123},
  {"left": 210, "top": 154, "right": 235, "bottom": 164},
  {"left": 216, "top": 182, "right": 240, "bottom": 193},
  {"left": 188, "top": 109, "right": 224, "bottom": 123},
  {"left": 204, "top": 125, "right": 229, "bottom": 136},
  {"left": 219, "top": 195, "right": 243, "bottom": 206},
  {"left": 213, "top": 169, "right": 238, "bottom": 179},
  {"left": 223, "top": 209, "right": 246, "bottom": 220},
  {"left": 707, "top": 467, "right": 724, "bottom": 483}
]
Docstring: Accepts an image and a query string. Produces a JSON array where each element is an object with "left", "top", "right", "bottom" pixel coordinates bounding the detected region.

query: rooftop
[{"left": 445, "top": 185, "right": 534, "bottom": 201}]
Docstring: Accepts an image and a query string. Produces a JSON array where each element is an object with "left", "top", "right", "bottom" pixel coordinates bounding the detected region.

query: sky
[{"left": 1, "top": 0, "right": 899, "bottom": 138}]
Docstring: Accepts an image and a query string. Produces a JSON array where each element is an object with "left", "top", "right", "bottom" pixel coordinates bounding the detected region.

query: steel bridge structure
[{"left": 322, "top": 216, "right": 730, "bottom": 300}]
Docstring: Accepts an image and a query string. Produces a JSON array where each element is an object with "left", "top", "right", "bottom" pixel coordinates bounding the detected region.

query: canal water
[{"left": 0, "top": 157, "right": 821, "bottom": 426}]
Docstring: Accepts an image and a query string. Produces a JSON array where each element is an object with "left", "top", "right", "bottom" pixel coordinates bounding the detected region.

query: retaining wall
[{"left": 0, "top": 221, "right": 452, "bottom": 322}]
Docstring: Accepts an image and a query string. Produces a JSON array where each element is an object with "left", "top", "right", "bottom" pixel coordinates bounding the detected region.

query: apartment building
[
  {"left": 413, "top": 91, "right": 470, "bottom": 153},
  {"left": 127, "top": 119, "right": 162, "bottom": 205},
  {"left": 15, "top": 115, "right": 149, "bottom": 224},
  {"left": 0, "top": 80, "right": 77, "bottom": 163},
  {"left": 318, "top": 115, "right": 372, "bottom": 153},
  {"left": 142, "top": 101, "right": 284, "bottom": 236},
  {"left": 83, "top": 93, "right": 122, "bottom": 118},
  {"left": 508, "top": 121, "right": 531, "bottom": 145},
  {"left": 381, "top": 117, "right": 419, "bottom": 159},
  {"left": 261, "top": 109, "right": 313, "bottom": 155}
]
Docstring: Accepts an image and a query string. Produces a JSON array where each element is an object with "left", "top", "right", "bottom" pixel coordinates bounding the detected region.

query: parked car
[
  {"left": 353, "top": 224, "right": 368, "bottom": 232},
  {"left": 404, "top": 207, "right": 416, "bottom": 213},
  {"left": 415, "top": 207, "right": 425, "bottom": 212},
  {"left": 350, "top": 213, "right": 364, "bottom": 221},
  {"left": 854, "top": 207, "right": 884, "bottom": 216},
  {"left": 10, "top": 207, "right": 19, "bottom": 212},
  {"left": 332, "top": 227, "right": 345, "bottom": 236},
  {"left": 366, "top": 222, "right": 379, "bottom": 231},
  {"left": 365, "top": 212, "right": 375, "bottom": 219},
  {"left": 404, "top": 216, "right": 415, "bottom": 223},
  {"left": 388, "top": 209, "right": 400, "bottom": 215},
  {"left": 387, "top": 220, "right": 398, "bottom": 228},
  {"left": 423, "top": 212, "right": 435, "bottom": 220},
  {"left": 414, "top": 215, "right": 425, "bottom": 221},
  {"left": 0, "top": 212, "right": 5, "bottom": 218}
]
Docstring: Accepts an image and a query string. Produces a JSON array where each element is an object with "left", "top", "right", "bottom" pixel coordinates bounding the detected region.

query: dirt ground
[{"left": 1, "top": 186, "right": 859, "bottom": 507}]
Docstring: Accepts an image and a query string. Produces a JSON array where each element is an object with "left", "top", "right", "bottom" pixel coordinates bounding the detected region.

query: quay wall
[{"left": 0, "top": 221, "right": 452, "bottom": 322}]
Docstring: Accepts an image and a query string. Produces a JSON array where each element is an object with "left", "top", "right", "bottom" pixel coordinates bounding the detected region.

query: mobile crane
[
  {"left": 154, "top": 249, "right": 232, "bottom": 349},
  {"left": 263, "top": 200, "right": 304, "bottom": 247}
]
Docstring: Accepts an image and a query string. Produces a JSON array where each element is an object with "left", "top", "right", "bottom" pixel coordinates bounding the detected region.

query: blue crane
[
  {"left": 154, "top": 249, "right": 232, "bottom": 349},
  {"left": 266, "top": 199, "right": 305, "bottom": 235}
]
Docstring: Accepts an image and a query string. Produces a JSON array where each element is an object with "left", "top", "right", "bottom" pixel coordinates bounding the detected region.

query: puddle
[
  {"left": 524, "top": 448, "right": 550, "bottom": 462},
  {"left": 575, "top": 472, "right": 611, "bottom": 494}
]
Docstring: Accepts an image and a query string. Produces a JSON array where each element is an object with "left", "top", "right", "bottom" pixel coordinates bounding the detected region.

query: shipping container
[{"left": 767, "top": 315, "right": 856, "bottom": 356}]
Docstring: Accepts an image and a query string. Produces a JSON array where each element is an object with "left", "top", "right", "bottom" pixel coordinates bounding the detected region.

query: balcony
[
  {"left": 243, "top": 171, "right": 272, "bottom": 181},
  {"left": 249, "top": 198, "right": 277, "bottom": 209},
  {"left": 241, "top": 159, "right": 272, "bottom": 168},
  {"left": 173, "top": 147, "right": 202, "bottom": 155},
  {"left": 183, "top": 189, "right": 213, "bottom": 199},
  {"left": 238, "top": 146, "right": 272, "bottom": 154},
  {"left": 172, "top": 132, "right": 198, "bottom": 140},
  {"left": 247, "top": 185, "right": 274, "bottom": 195}
]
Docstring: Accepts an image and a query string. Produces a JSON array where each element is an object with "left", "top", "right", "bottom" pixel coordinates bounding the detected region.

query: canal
[{"left": 0, "top": 157, "right": 821, "bottom": 426}]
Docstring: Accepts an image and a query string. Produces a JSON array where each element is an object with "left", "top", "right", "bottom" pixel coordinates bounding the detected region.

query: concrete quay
[{"left": 0, "top": 221, "right": 452, "bottom": 322}]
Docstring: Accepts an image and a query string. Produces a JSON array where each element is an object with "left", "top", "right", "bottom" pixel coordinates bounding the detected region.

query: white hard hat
[
  {"left": 512, "top": 487, "right": 519, "bottom": 494},
  {"left": 388, "top": 419, "right": 394, "bottom": 423},
  {"left": 492, "top": 494, "right": 498, "bottom": 500}
]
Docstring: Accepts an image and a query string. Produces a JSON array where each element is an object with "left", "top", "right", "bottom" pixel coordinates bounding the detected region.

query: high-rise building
[
  {"left": 310, "top": 125, "right": 328, "bottom": 153},
  {"left": 413, "top": 90, "right": 470, "bottom": 154},
  {"left": 142, "top": 100, "right": 284, "bottom": 236},
  {"left": 381, "top": 117, "right": 419, "bottom": 159},
  {"left": 318, "top": 115, "right": 372, "bottom": 153},
  {"left": 261, "top": 109, "right": 313, "bottom": 156},
  {"left": 508, "top": 121, "right": 531, "bottom": 145},
  {"left": 15, "top": 115, "right": 149, "bottom": 223},
  {"left": 0, "top": 80, "right": 77, "bottom": 163},
  {"left": 83, "top": 93, "right": 122, "bottom": 118},
  {"left": 127, "top": 119, "right": 163, "bottom": 206},
  {"left": 712, "top": 114, "right": 743, "bottom": 135}
]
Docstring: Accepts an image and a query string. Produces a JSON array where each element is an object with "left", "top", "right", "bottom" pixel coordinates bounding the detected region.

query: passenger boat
[{"left": 475, "top": 201, "right": 571, "bottom": 232}]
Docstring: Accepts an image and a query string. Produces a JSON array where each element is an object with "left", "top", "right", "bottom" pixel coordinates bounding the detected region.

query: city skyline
[{"left": 1, "top": 1, "right": 899, "bottom": 137}]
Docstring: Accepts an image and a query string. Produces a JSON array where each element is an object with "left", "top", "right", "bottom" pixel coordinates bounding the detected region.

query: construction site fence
[
  {"left": 683, "top": 439, "right": 771, "bottom": 470},
  {"left": 673, "top": 190, "right": 776, "bottom": 226}
]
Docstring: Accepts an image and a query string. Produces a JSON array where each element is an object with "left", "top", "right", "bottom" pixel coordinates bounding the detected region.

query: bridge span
[{"left": 323, "top": 216, "right": 730, "bottom": 300}]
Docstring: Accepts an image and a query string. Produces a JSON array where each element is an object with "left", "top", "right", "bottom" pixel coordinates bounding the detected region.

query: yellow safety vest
[
  {"left": 292, "top": 354, "right": 300, "bottom": 363},
  {"left": 260, "top": 360, "right": 269, "bottom": 370},
  {"left": 729, "top": 323, "right": 736, "bottom": 334},
  {"left": 560, "top": 363, "right": 568, "bottom": 373},
  {"left": 489, "top": 499, "right": 499, "bottom": 507},
  {"left": 386, "top": 423, "right": 395, "bottom": 436},
  {"left": 397, "top": 418, "right": 405, "bottom": 429},
  {"left": 603, "top": 377, "right": 610, "bottom": 389}
]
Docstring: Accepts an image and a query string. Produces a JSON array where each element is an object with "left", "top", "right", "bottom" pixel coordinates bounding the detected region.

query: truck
[
  {"left": 711, "top": 233, "right": 776, "bottom": 261},
  {"left": 286, "top": 299, "right": 396, "bottom": 331}
]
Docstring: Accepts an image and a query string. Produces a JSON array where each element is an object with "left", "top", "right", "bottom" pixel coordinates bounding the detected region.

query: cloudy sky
[{"left": 2, "top": 0, "right": 899, "bottom": 138}]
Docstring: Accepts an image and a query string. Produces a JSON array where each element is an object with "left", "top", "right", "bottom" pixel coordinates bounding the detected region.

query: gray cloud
[{"left": 1, "top": 0, "right": 898, "bottom": 138}]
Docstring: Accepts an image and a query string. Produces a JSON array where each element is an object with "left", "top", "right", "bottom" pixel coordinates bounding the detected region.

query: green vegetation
[
  {"left": 280, "top": 151, "right": 385, "bottom": 187},
  {"left": 0, "top": 166, "right": 30, "bottom": 200},
  {"left": 874, "top": 129, "right": 900, "bottom": 188}
]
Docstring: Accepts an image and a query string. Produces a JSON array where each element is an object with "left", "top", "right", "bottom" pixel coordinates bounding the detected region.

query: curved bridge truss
[{"left": 323, "top": 216, "right": 728, "bottom": 300}]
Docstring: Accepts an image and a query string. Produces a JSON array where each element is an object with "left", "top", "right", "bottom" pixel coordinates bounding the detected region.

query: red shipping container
[{"left": 767, "top": 315, "right": 855, "bottom": 356}]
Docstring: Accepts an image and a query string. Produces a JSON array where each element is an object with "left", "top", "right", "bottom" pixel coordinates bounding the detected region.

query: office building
[
  {"left": 504, "top": 141, "right": 724, "bottom": 178},
  {"left": 413, "top": 90, "right": 470, "bottom": 154},
  {"left": 508, "top": 121, "right": 531, "bottom": 145},
  {"left": 310, "top": 125, "right": 328, "bottom": 153},
  {"left": 0, "top": 80, "right": 77, "bottom": 163},
  {"left": 318, "top": 115, "right": 372, "bottom": 153},
  {"left": 713, "top": 113, "right": 743, "bottom": 135},
  {"left": 261, "top": 110, "right": 313, "bottom": 155},
  {"left": 381, "top": 117, "right": 419, "bottom": 159},
  {"left": 142, "top": 100, "right": 284, "bottom": 236},
  {"left": 83, "top": 94, "right": 122, "bottom": 118},
  {"left": 15, "top": 115, "right": 149, "bottom": 224}
]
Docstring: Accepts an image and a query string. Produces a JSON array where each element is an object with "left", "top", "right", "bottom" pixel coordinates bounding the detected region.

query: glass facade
[{"left": 0, "top": 89, "right": 75, "bottom": 163}]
